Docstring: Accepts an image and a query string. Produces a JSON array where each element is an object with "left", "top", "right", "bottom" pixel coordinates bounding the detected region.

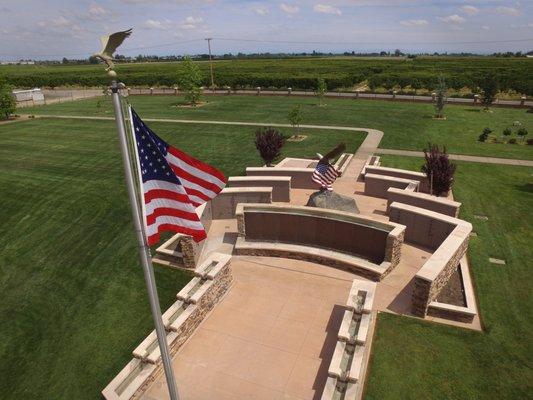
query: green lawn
[
  {"left": 365, "top": 156, "right": 533, "bottom": 399},
  {"left": 0, "top": 117, "right": 364, "bottom": 399},
  {"left": 23, "top": 94, "right": 533, "bottom": 160}
]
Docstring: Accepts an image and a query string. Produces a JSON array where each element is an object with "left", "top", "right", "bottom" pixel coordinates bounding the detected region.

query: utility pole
[{"left": 205, "top": 38, "right": 215, "bottom": 91}]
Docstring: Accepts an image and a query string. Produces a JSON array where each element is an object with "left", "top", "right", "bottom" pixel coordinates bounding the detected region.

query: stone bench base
[{"left": 234, "top": 237, "right": 391, "bottom": 281}]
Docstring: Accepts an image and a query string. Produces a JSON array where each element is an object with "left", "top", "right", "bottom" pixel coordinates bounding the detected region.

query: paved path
[
  {"left": 25, "top": 114, "right": 533, "bottom": 167},
  {"left": 376, "top": 148, "right": 533, "bottom": 167}
]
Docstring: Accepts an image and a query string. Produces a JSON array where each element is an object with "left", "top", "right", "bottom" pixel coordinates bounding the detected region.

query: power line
[{"left": 212, "top": 37, "right": 533, "bottom": 46}]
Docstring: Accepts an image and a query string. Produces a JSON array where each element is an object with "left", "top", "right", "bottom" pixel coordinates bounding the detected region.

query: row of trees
[{"left": 0, "top": 76, "right": 16, "bottom": 120}]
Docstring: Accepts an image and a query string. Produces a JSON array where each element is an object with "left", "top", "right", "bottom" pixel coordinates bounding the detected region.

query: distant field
[
  {"left": 2, "top": 56, "right": 532, "bottom": 95},
  {"left": 23, "top": 94, "right": 533, "bottom": 160}
]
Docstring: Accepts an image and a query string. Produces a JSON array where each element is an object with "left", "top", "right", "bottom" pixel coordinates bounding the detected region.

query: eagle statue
[{"left": 93, "top": 29, "right": 132, "bottom": 74}]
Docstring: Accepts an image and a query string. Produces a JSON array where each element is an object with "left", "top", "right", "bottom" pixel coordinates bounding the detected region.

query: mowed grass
[
  {"left": 365, "top": 156, "right": 533, "bottom": 400},
  {"left": 0, "top": 117, "right": 364, "bottom": 399},
  {"left": 23, "top": 94, "right": 533, "bottom": 160}
]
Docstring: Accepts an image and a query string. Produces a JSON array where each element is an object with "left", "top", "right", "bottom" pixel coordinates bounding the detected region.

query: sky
[{"left": 0, "top": 0, "right": 532, "bottom": 60}]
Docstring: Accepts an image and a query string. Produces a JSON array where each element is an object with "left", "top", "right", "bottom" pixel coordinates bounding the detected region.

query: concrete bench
[
  {"left": 132, "top": 330, "right": 179, "bottom": 365},
  {"left": 227, "top": 176, "right": 291, "bottom": 202},
  {"left": 364, "top": 173, "right": 419, "bottom": 199},
  {"left": 346, "top": 280, "right": 377, "bottom": 314},
  {"left": 387, "top": 187, "right": 461, "bottom": 217},
  {"left": 101, "top": 358, "right": 157, "bottom": 400},
  {"left": 321, "top": 377, "right": 358, "bottom": 400},
  {"left": 246, "top": 166, "right": 316, "bottom": 189},
  {"left": 361, "top": 155, "right": 381, "bottom": 176},
  {"left": 210, "top": 187, "right": 272, "bottom": 219}
]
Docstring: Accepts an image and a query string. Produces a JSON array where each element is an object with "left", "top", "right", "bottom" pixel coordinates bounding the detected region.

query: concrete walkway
[
  {"left": 24, "top": 114, "right": 533, "bottom": 167},
  {"left": 376, "top": 148, "right": 533, "bottom": 167}
]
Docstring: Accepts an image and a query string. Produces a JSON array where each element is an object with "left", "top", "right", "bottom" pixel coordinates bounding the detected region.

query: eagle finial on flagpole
[{"left": 93, "top": 28, "right": 132, "bottom": 77}]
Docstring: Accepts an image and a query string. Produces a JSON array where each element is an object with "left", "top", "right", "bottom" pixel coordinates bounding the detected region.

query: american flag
[
  {"left": 129, "top": 107, "right": 226, "bottom": 245},
  {"left": 312, "top": 162, "right": 339, "bottom": 191}
]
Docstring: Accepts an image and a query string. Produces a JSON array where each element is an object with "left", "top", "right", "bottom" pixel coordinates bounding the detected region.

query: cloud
[
  {"left": 88, "top": 3, "right": 108, "bottom": 18},
  {"left": 142, "top": 18, "right": 171, "bottom": 30},
  {"left": 280, "top": 3, "right": 299, "bottom": 14},
  {"left": 400, "top": 19, "right": 428, "bottom": 27},
  {"left": 252, "top": 6, "right": 269, "bottom": 16},
  {"left": 437, "top": 14, "right": 465, "bottom": 24},
  {"left": 460, "top": 5, "right": 478, "bottom": 16},
  {"left": 495, "top": 6, "right": 520, "bottom": 16},
  {"left": 313, "top": 4, "right": 342, "bottom": 15},
  {"left": 180, "top": 16, "right": 203, "bottom": 30},
  {"left": 482, "top": 25, "right": 490, "bottom": 30}
]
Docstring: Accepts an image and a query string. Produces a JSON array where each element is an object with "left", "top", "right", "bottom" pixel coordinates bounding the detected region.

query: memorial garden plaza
[{"left": 1, "top": 1, "right": 532, "bottom": 399}]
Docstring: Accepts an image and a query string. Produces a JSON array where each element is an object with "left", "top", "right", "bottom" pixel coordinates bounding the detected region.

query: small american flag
[
  {"left": 129, "top": 107, "right": 226, "bottom": 245},
  {"left": 312, "top": 162, "right": 339, "bottom": 191}
]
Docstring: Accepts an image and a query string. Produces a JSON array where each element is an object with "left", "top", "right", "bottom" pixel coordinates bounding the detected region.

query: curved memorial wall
[{"left": 235, "top": 204, "right": 405, "bottom": 280}]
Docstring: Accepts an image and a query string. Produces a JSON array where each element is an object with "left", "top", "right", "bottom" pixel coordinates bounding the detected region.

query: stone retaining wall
[
  {"left": 388, "top": 202, "right": 472, "bottom": 317},
  {"left": 387, "top": 187, "right": 461, "bottom": 217},
  {"left": 246, "top": 166, "right": 316, "bottom": 189},
  {"left": 365, "top": 165, "right": 429, "bottom": 193},
  {"left": 210, "top": 187, "right": 272, "bottom": 219},
  {"left": 227, "top": 176, "right": 291, "bottom": 202},
  {"left": 102, "top": 253, "right": 233, "bottom": 400},
  {"left": 364, "top": 173, "right": 419, "bottom": 199}
]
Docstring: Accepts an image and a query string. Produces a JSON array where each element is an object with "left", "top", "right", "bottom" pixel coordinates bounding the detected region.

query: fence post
[
  {"left": 473, "top": 94, "right": 479, "bottom": 104},
  {"left": 520, "top": 96, "right": 526, "bottom": 106},
  {"left": 288, "top": 87, "right": 292, "bottom": 96},
  {"left": 392, "top": 90, "right": 397, "bottom": 99}
]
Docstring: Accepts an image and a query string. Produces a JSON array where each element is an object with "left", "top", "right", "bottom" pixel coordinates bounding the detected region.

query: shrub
[
  {"left": 517, "top": 127, "right": 528, "bottom": 141},
  {"left": 421, "top": 143, "right": 456, "bottom": 197},
  {"left": 479, "top": 127, "right": 492, "bottom": 142},
  {"left": 254, "top": 127, "right": 286, "bottom": 166},
  {"left": 508, "top": 138, "right": 517, "bottom": 144},
  {"left": 177, "top": 56, "right": 202, "bottom": 106},
  {"left": 478, "top": 73, "right": 498, "bottom": 109},
  {"left": 502, "top": 127, "right": 512, "bottom": 138}
]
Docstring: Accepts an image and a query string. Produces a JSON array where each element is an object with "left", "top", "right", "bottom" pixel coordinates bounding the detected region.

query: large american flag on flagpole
[
  {"left": 312, "top": 162, "right": 339, "bottom": 191},
  {"left": 129, "top": 107, "right": 226, "bottom": 244}
]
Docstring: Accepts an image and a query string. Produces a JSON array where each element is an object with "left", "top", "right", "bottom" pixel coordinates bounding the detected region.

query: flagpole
[{"left": 110, "top": 80, "right": 180, "bottom": 400}]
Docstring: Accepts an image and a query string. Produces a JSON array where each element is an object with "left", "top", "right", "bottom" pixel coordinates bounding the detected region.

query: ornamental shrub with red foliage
[
  {"left": 254, "top": 127, "right": 286, "bottom": 166},
  {"left": 421, "top": 143, "right": 457, "bottom": 197}
]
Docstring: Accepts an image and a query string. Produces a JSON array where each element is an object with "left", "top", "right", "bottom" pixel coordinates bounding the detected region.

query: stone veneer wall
[
  {"left": 227, "top": 176, "right": 291, "bottom": 202},
  {"left": 102, "top": 253, "right": 233, "bottom": 400},
  {"left": 388, "top": 202, "right": 472, "bottom": 317}
]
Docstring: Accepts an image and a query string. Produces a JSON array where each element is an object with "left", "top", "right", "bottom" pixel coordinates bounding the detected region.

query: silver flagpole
[{"left": 110, "top": 80, "right": 180, "bottom": 400}]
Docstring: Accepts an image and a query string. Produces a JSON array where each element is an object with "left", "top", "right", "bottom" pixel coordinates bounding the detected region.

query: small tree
[
  {"left": 288, "top": 105, "right": 303, "bottom": 136},
  {"left": 517, "top": 128, "right": 528, "bottom": 142},
  {"left": 316, "top": 78, "right": 327, "bottom": 106},
  {"left": 502, "top": 127, "right": 512, "bottom": 141},
  {"left": 421, "top": 143, "right": 456, "bottom": 196},
  {"left": 0, "top": 77, "right": 16, "bottom": 120},
  {"left": 434, "top": 76, "right": 446, "bottom": 118},
  {"left": 255, "top": 127, "right": 285, "bottom": 167},
  {"left": 178, "top": 56, "right": 203, "bottom": 106},
  {"left": 479, "top": 127, "right": 492, "bottom": 142},
  {"left": 478, "top": 73, "right": 498, "bottom": 110}
]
